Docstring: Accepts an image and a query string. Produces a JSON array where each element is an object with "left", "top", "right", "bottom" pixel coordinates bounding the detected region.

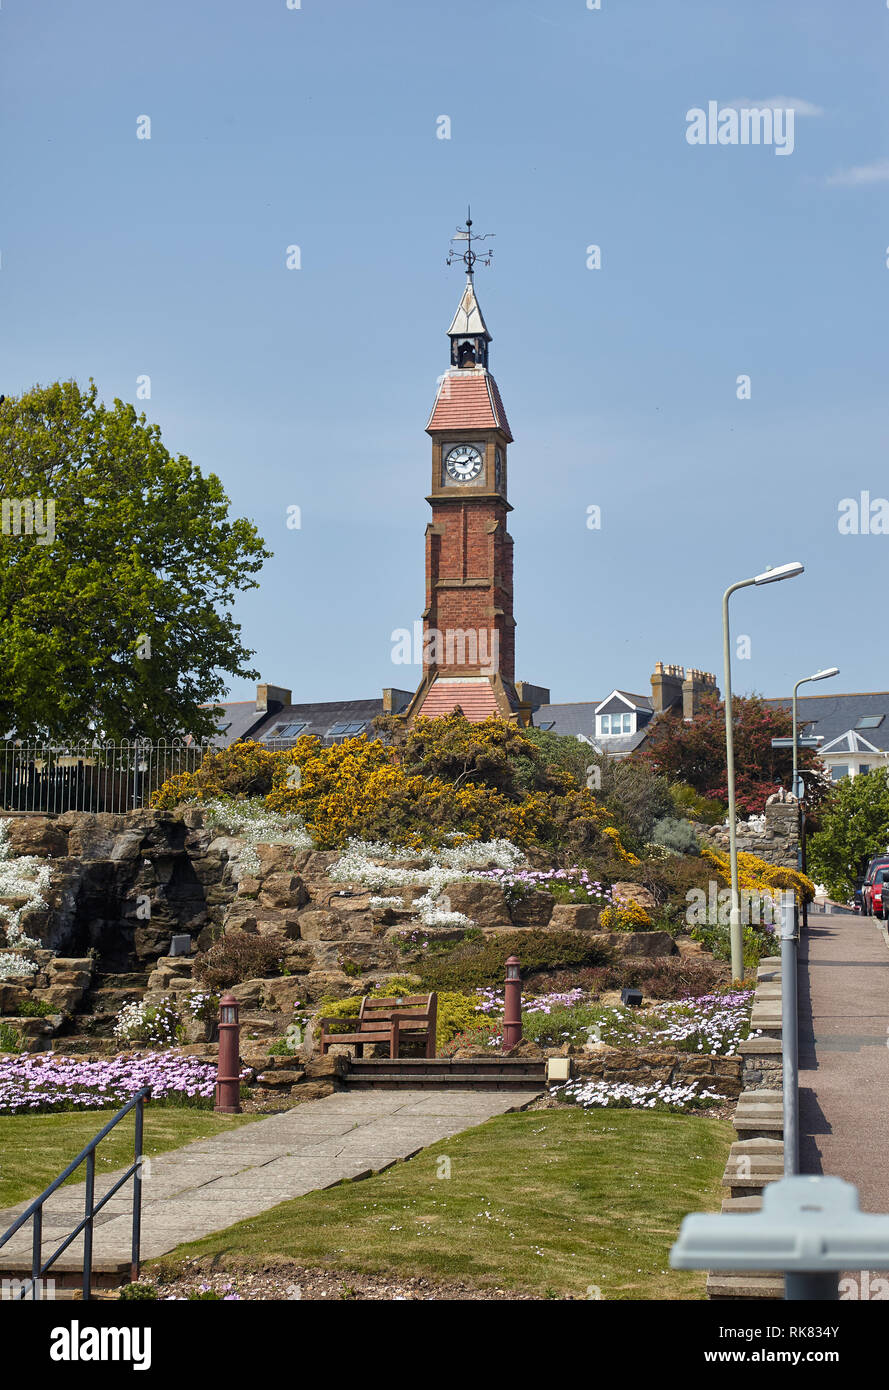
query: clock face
[{"left": 445, "top": 444, "right": 483, "bottom": 482}]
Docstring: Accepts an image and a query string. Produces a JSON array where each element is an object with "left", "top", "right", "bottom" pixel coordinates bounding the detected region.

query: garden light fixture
[
  {"left": 215, "top": 993, "right": 241, "bottom": 1114},
  {"left": 502, "top": 956, "right": 522, "bottom": 1050}
]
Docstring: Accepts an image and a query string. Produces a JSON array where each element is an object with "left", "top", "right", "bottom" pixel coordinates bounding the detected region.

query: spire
[{"left": 446, "top": 208, "right": 494, "bottom": 369}]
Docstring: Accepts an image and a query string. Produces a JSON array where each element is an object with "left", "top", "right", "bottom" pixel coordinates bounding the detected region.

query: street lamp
[
  {"left": 722, "top": 562, "right": 804, "bottom": 981},
  {"left": 792, "top": 668, "right": 839, "bottom": 802}
]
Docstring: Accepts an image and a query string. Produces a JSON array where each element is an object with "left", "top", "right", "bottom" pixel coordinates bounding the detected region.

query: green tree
[
  {"left": 637, "top": 693, "right": 822, "bottom": 818},
  {"left": 0, "top": 381, "right": 271, "bottom": 740},
  {"left": 808, "top": 770, "right": 889, "bottom": 901}
]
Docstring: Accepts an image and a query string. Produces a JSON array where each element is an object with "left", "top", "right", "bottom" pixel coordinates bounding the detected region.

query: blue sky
[{"left": 3, "top": 0, "right": 888, "bottom": 707}]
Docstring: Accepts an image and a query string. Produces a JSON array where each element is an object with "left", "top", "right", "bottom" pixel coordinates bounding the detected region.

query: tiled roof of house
[
  {"left": 425, "top": 369, "right": 513, "bottom": 441},
  {"left": 764, "top": 692, "right": 889, "bottom": 753},
  {"left": 209, "top": 698, "right": 395, "bottom": 749}
]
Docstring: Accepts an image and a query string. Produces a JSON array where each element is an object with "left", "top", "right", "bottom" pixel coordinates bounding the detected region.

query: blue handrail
[{"left": 0, "top": 1086, "right": 150, "bottom": 1300}]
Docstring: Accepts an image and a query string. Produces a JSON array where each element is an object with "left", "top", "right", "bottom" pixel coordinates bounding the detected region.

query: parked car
[{"left": 861, "top": 855, "right": 889, "bottom": 916}]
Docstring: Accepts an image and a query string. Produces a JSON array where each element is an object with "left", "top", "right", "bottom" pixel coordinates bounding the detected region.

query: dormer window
[{"left": 599, "top": 712, "right": 633, "bottom": 736}]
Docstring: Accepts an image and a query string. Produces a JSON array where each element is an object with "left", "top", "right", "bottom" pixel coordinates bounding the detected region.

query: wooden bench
[{"left": 319, "top": 993, "right": 438, "bottom": 1059}]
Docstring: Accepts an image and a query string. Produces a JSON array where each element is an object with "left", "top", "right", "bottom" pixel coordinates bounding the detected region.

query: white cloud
[
  {"left": 826, "top": 158, "right": 889, "bottom": 187},
  {"left": 724, "top": 96, "right": 824, "bottom": 116}
]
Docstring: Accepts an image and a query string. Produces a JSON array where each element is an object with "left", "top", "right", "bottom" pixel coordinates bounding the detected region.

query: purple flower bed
[
  {"left": 474, "top": 866, "right": 615, "bottom": 907},
  {"left": 0, "top": 1051, "right": 231, "bottom": 1115}
]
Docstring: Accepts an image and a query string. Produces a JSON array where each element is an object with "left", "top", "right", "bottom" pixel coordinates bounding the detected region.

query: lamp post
[
  {"left": 722, "top": 562, "right": 805, "bottom": 981},
  {"left": 502, "top": 956, "right": 522, "bottom": 1050},
  {"left": 792, "top": 668, "right": 838, "bottom": 804},
  {"left": 215, "top": 993, "right": 241, "bottom": 1114}
]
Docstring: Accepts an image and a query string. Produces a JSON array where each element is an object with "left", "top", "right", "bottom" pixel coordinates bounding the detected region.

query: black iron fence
[
  {"left": 0, "top": 739, "right": 214, "bottom": 814},
  {"left": 0, "top": 1086, "right": 149, "bottom": 1300}
]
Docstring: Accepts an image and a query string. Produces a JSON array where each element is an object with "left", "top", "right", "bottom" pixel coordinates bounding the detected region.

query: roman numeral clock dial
[{"left": 445, "top": 444, "right": 483, "bottom": 481}]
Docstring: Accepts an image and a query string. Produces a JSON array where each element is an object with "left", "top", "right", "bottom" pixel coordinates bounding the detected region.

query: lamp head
[
  {"left": 810, "top": 667, "right": 839, "bottom": 681},
  {"left": 753, "top": 561, "right": 805, "bottom": 585}
]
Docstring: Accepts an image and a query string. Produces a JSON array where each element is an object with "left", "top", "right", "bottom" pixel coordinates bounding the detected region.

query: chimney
[
  {"left": 382, "top": 688, "right": 414, "bottom": 715},
  {"left": 255, "top": 683, "right": 292, "bottom": 713},
  {"left": 515, "top": 682, "right": 551, "bottom": 710},
  {"left": 651, "top": 661, "right": 685, "bottom": 715},
  {"left": 682, "top": 668, "right": 719, "bottom": 719}
]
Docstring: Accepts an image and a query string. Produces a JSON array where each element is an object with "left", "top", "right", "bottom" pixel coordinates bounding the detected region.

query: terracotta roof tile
[
  {"left": 426, "top": 370, "right": 513, "bottom": 441},
  {"left": 418, "top": 679, "right": 499, "bottom": 722}
]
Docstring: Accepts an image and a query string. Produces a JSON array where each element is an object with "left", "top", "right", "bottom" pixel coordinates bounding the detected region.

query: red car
[{"left": 862, "top": 858, "right": 889, "bottom": 918}]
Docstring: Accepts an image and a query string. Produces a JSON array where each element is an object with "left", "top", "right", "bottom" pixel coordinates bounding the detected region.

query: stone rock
[
  {"left": 293, "top": 1081, "right": 334, "bottom": 1101},
  {"left": 441, "top": 881, "right": 510, "bottom": 928},
  {"left": 611, "top": 882, "right": 659, "bottom": 913},
  {"left": 182, "top": 1017, "right": 214, "bottom": 1043},
  {"left": 613, "top": 930, "right": 677, "bottom": 958},
  {"left": 548, "top": 904, "right": 601, "bottom": 931},
  {"left": 0, "top": 982, "right": 32, "bottom": 1013},
  {"left": 508, "top": 891, "right": 555, "bottom": 928},
  {"left": 297, "top": 909, "right": 341, "bottom": 942},
  {"left": 302, "top": 970, "right": 361, "bottom": 1003},
  {"left": 0, "top": 815, "right": 68, "bottom": 858},
  {"left": 43, "top": 985, "right": 85, "bottom": 1012},
  {"left": 505, "top": 1038, "right": 545, "bottom": 1058},
  {"left": 256, "top": 867, "right": 308, "bottom": 911},
  {"left": 255, "top": 1069, "right": 305, "bottom": 1088},
  {"left": 229, "top": 978, "right": 268, "bottom": 1008},
  {"left": 262, "top": 977, "right": 309, "bottom": 1013},
  {"left": 256, "top": 844, "right": 310, "bottom": 877}
]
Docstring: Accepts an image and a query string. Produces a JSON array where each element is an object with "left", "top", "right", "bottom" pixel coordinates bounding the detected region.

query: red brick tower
[{"left": 404, "top": 225, "right": 522, "bottom": 725}]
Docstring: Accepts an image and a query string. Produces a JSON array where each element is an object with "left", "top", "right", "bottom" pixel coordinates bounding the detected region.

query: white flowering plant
[
  {"left": 330, "top": 837, "right": 524, "bottom": 927},
  {"left": 199, "top": 797, "right": 312, "bottom": 874},
  {"left": 0, "top": 819, "right": 52, "bottom": 948}
]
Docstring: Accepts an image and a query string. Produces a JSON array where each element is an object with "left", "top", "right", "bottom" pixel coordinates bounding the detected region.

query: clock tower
[{"left": 404, "top": 216, "right": 526, "bottom": 725}]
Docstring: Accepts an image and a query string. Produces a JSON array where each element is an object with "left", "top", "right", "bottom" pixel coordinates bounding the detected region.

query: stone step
[
  {"left": 733, "top": 1116, "right": 783, "bottom": 1138},
  {"left": 706, "top": 1271, "right": 784, "bottom": 1300},
  {"left": 736, "top": 1089, "right": 782, "bottom": 1105},
  {"left": 95, "top": 972, "right": 150, "bottom": 990},
  {"left": 721, "top": 1195, "right": 764, "bottom": 1213},
  {"left": 83, "top": 987, "right": 144, "bottom": 1011}
]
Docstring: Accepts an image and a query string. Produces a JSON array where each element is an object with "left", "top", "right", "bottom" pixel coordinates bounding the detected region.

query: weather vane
[{"left": 446, "top": 206, "right": 494, "bottom": 278}]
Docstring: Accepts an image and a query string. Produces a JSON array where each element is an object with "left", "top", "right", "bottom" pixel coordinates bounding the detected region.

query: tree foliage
[
  {"left": 0, "top": 381, "right": 270, "bottom": 740},
  {"left": 808, "top": 769, "right": 889, "bottom": 901},
  {"left": 637, "top": 693, "right": 822, "bottom": 818}
]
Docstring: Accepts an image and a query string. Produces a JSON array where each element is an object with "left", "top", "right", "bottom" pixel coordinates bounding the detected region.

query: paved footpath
[
  {"left": 0, "top": 1086, "right": 542, "bottom": 1273},
  {"left": 799, "top": 911, "right": 889, "bottom": 1212}
]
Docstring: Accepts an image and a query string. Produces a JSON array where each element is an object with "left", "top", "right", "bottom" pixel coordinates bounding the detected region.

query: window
[
  {"left": 600, "top": 712, "right": 633, "bottom": 736},
  {"left": 327, "top": 721, "right": 367, "bottom": 738},
  {"left": 856, "top": 716, "right": 885, "bottom": 729},
  {"left": 830, "top": 765, "right": 850, "bottom": 781},
  {"left": 859, "top": 764, "right": 872, "bottom": 776},
  {"left": 536, "top": 721, "right": 556, "bottom": 731},
  {"left": 263, "top": 721, "right": 307, "bottom": 741}
]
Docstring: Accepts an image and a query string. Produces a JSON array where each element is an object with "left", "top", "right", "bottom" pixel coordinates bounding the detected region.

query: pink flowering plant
[
  {"left": 0, "top": 1050, "right": 242, "bottom": 1114},
  {"left": 475, "top": 865, "right": 615, "bottom": 909}
]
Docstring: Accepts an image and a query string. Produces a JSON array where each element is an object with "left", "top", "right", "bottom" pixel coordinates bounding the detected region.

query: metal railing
[
  {"left": 0, "top": 739, "right": 213, "bottom": 814},
  {"left": 0, "top": 1086, "right": 149, "bottom": 1300}
]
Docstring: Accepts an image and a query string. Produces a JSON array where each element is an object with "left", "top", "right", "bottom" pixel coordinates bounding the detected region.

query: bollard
[
  {"left": 215, "top": 992, "right": 241, "bottom": 1114},
  {"left": 779, "top": 888, "right": 800, "bottom": 1175},
  {"left": 502, "top": 956, "right": 522, "bottom": 1050}
]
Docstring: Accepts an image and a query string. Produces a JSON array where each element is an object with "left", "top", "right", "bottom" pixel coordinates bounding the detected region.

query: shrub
[
  {"left": 193, "top": 933, "right": 287, "bottom": 989},
  {"left": 690, "top": 922, "right": 771, "bottom": 971},
  {"left": 152, "top": 740, "right": 282, "bottom": 809},
  {"left": 599, "top": 899, "right": 652, "bottom": 932},
  {"left": 119, "top": 1283, "right": 158, "bottom": 1301},
  {"left": 603, "top": 957, "right": 727, "bottom": 998},
  {"left": 0, "top": 1020, "right": 22, "bottom": 1052},
  {"left": 18, "top": 997, "right": 55, "bottom": 1018},
  {"left": 668, "top": 781, "right": 726, "bottom": 825},
  {"left": 650, "top": 817, "right": 700, "bottom": 855},
  {"left": 417, "top": 931, "right": 613, "bottom": 992}
]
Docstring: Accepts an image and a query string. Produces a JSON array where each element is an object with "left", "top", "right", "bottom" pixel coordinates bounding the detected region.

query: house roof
[
  {"left": 764, "top": 692, "right": 889, "bottom": 754},
  {"left": 209, "top": 698, "right": 394, "bottom": 749},
  {"left": 418, "top": 677, "right": 500, "bottom": 721},
  {"left": 425, "top": 368, "right": 513, "bottom": 441}
]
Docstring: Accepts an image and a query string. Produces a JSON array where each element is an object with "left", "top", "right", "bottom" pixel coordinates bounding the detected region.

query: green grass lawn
[
  {"left": 159, "top": 1108, "right": 732, "bottom": 1300},
  {"left": 0, "top": 1108, "right": 258, "bottom": 1208}
]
